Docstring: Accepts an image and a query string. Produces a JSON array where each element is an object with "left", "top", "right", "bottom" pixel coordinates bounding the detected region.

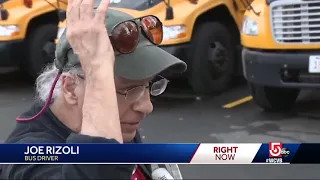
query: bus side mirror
[
  {"left": 165, "top": 6, "right": 173, "bottom": 20},
  {"left": 0, "top": 9, "right": 8, "bottom": 20}
]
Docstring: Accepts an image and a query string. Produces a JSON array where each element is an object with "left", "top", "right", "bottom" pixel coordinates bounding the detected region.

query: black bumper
[
  {"left": 0, "top": 40, "right": 24, "bottom": 66},
  {"left": 242, "top": 48, "right": 320, "bottom": 88}
]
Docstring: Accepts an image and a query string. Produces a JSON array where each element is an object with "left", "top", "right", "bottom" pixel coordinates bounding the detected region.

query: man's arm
[
  {"left": 1, "top": 134, "right": 134, "bottom": 180},
  {"left": 68, "top": 0, "right": 123, "bottom": 143},
  {"left": 80, "top": 65, "right": 123, "bottom": 143}
]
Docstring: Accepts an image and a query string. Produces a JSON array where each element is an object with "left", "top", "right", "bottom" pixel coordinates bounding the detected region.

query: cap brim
[{"left": 114, "top": 43, "right": 187, "bottom": 80}]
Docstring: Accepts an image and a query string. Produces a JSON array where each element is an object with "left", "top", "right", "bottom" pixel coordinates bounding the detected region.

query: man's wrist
[
  {"left": 80, "top": 121, "right": 100, "bottom": 137},
  {"left": 80, "top": 120, "right": 123, "bottom": 143},
  {"left": 80, "top": 121, "right": 105, "bottom": 137}
]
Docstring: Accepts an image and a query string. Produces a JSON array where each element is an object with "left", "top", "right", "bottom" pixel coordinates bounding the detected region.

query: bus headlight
[{"left": 242, "top": 16, "right": 258, "bottom": 36}]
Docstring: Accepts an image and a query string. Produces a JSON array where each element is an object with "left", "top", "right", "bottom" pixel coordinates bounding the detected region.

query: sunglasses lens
[
  {"left": 141, "top": 16, "right": 163, "bottom": 45},
  {"left": 112, "top": 21, "right": 139, "bottom": 53}
]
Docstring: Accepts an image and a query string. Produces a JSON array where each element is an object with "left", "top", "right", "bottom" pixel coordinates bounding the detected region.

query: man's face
[
  {"left": 62, "top": 75, "right": 154, "bottom": 142},
  {"left": 114, "top": 76, "right": 154, "bottom": 142}
]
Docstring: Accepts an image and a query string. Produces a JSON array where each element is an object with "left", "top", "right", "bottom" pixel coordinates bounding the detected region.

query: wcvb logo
[{"left": 269, "top": 142, "right": 282, "bottom": 157}]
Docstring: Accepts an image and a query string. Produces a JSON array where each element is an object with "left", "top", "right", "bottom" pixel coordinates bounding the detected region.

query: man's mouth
[
  {"left": 121, "top": 122, "right": 140, "bottom": 131},
  {"left": 121, "top": 122, "right": 140, "bottom": 126}
]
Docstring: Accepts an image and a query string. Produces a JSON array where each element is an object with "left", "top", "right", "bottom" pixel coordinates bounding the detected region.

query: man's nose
[{"left": 132, "top": 91, "right": 153, "bottom": 114}]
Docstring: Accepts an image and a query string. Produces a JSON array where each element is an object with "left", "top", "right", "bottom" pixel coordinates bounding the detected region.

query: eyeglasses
[
  {"left": 109, "top": 15, "right": 163, "bottom": 54},
  {"left": 76, "top": 75, "right": 169, "bottom": 103},
  {"left": 116, "top": 77, "right": 169, "bottom": 103}
]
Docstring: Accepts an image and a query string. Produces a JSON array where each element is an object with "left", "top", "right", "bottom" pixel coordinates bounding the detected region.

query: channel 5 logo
[{"left": 269, "top": 142, "right": 290, "bottom": 157}]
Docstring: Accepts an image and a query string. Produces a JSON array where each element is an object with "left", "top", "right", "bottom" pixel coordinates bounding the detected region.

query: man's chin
[{"left": 122, "top": 130, "right": 137, "bottom": 143}]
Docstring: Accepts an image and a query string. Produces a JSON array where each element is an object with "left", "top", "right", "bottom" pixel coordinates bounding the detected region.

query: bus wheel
[
  {"left": 26, "top": 23, "right": 58, "bottom": 79},
  {"left": 188, "top": 22, "right": 236, "bottom": 94}
]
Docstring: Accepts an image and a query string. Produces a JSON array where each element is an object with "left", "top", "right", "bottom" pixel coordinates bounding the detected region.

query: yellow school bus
[
  {"left": 0, "top": 0, "right": 67, "bottom": 78},
  {"left": 241, "top": 0, "right": 320, "bottom": 112},
  {"left": 56, "top": 0, "right": 254, "bottom": 94}
]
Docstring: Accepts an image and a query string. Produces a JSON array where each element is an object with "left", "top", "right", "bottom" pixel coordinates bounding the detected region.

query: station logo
[{"left": 266, "top": 142, "right": 290, "bottom": 163}]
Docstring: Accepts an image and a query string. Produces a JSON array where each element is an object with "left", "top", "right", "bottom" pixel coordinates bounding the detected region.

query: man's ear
[{"left": 61, "top": 75, "right": 78, "bottom": 105}]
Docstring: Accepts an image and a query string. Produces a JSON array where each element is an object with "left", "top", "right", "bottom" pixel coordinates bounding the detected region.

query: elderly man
[{"left": 0, "top": 0, "right": 186, "bottom": 179}]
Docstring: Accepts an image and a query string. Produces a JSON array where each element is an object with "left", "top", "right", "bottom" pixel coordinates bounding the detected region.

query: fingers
[
  {"left": 68, "top": 0, "right": 106, "bottom": 24},
  {"left": 80, "top": 0, "right": 94, "bottom": 21},
  {"left": 67, "top": 0, "right": 73, "bottom": 13},
  {"left": 67, "top": 0, "right": 109, "bottom": 31},
  {"left": 67, "top": 0, "right": 82, "bottom": 26},
  {"left": 94, "top": 0, "right": 110, "bottom": 23}
]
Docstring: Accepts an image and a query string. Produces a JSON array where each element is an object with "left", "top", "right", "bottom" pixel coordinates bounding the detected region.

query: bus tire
[{"left": 188, "top": 22, "right": 236, "bottom": 94}]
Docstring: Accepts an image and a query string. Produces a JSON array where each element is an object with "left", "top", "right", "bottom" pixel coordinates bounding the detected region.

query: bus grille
[{"left": 270, "top": 0, "right": 320, "bottom": 44}]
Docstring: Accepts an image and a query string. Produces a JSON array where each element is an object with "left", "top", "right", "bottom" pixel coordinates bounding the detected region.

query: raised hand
[
  {"left": 66, "top": 0, "right": 122, "bottom": 143},
  {"left": 66, "top": 0, "right": 114, "bottom": 73}
]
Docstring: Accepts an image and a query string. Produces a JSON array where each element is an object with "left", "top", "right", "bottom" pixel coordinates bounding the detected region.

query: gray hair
[{"left": 35, "top": 63, "right": 83, "bottom": 103}]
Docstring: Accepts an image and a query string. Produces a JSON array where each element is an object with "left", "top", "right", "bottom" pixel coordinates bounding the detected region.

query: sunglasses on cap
[{"left": 109, "top": 15, "right": 163, "bottom": 54}]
